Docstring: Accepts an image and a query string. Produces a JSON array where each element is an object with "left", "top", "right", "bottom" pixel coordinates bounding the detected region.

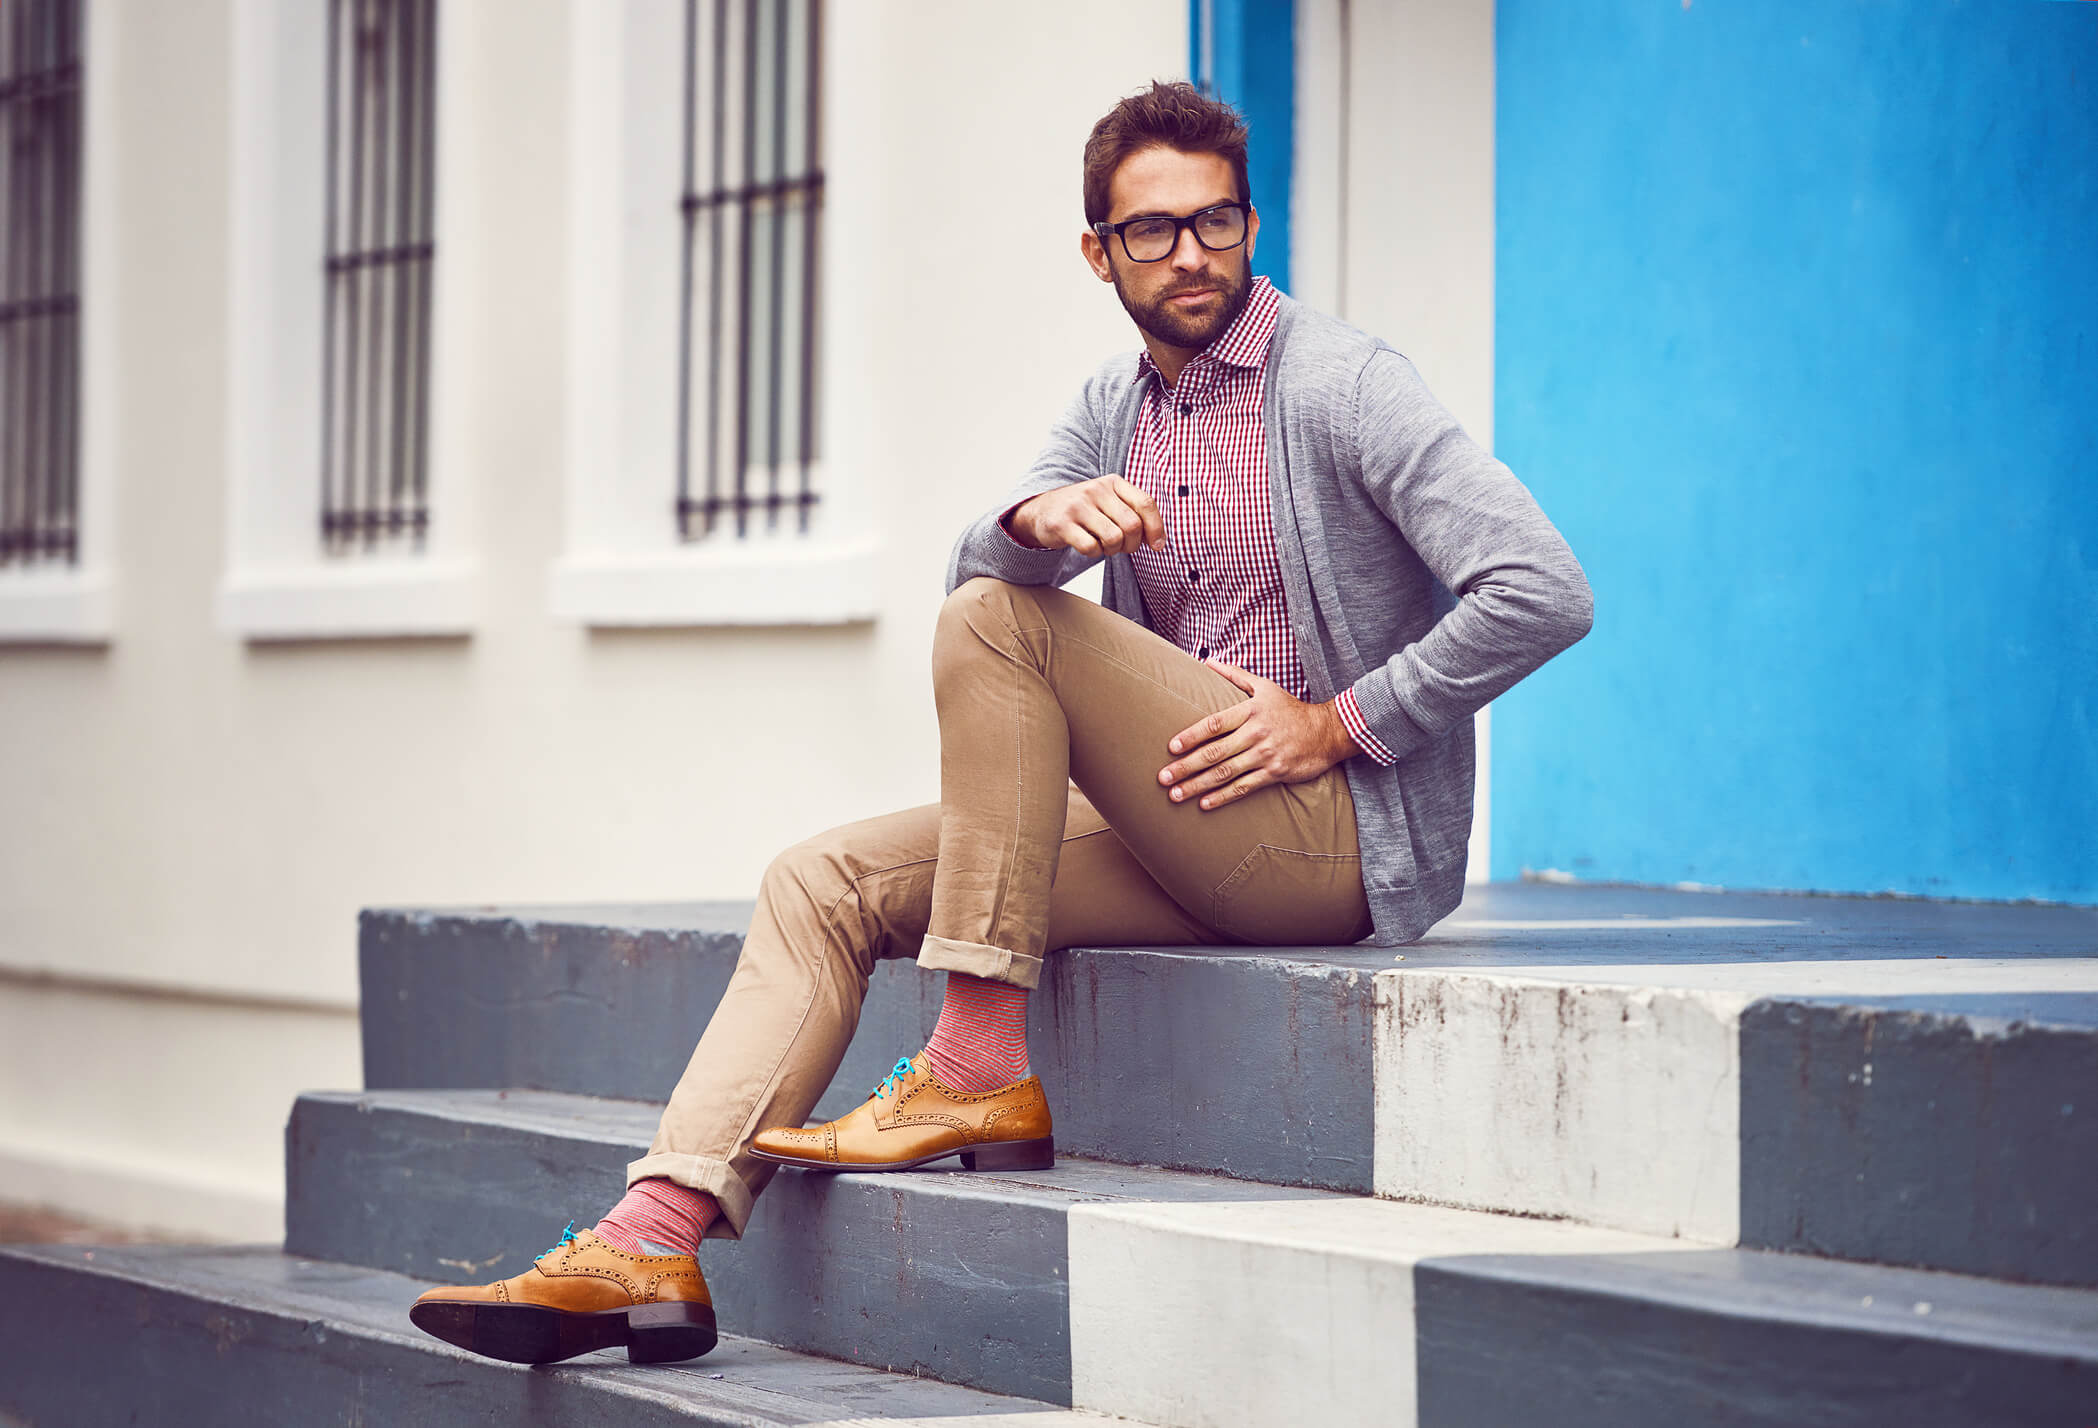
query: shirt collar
[{"left": 1133, "top": 275, "right": 1281, "bottom": 386}]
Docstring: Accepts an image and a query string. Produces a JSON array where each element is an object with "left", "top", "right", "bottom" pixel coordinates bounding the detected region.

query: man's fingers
[
  {"left": 1092, "top": 491, "right": 1153, "bottom": 553},
  {"left": 1109, "top": 475, "right": 1167, "bottom": 549},
  {"left": 1191, "top": 764, "right": 1273, "bottom": 810},
  {"left": 1165, "top": 701, "right": 1250, "bottom": 758},
  {"left": 1158, "top": 718, "right": 1255, "bottom": 796},
  {"left": 1164, "top": 736, "right": 1259, "bottom": 802},
  {"left": 1065, "top": 505, "right": 1123, "bottom": 556},
  {"left": 1046, "top": 508, "right": 1103, "bottom": 557}
]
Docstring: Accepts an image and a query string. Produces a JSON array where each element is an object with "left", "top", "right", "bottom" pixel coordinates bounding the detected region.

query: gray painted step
[
  {"left": 0, "top": 1241, "right": 1121, "bottom": 1428},
  {"left": 1067, "top": 1195, "right": 2098, "bottom": 1428},
  {"left": 359, "top": 901, "right": 1381, "bottom": 1192},
  {"left": 283, "top": 1086, "right": 1333, "bottom": 1405},
  {"left": 283, "top": 1087, "right": 2098, "bottom": 1422},
  {"left": 359, "top": 885, "right": 2098, "bottom": 1284}
]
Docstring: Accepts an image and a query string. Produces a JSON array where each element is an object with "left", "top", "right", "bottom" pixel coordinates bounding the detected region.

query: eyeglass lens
[{"left": 1120, "top": 206, "right": 1246, "bottom": 262}]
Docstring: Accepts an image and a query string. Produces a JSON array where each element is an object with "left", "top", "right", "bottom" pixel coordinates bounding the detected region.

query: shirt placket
[{"left": 1176, "top": 362, "right": 1214, "bottom": 661}]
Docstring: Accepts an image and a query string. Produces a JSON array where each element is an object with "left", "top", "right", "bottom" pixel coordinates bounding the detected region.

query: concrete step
[
  {"left": 0, "top": 1241, "right": 1121, "bottom": 1428},
  {"left": 278, "top": 1086, "right": 2098, "bottom": 1427},
  {"left": 358, "top": 884, "right": 2098, "bottom": 1286},
  {"left": 358, "top": 900, "right": 1383, "bottom": 1193},
  {"left": 283, "top": 1086, "right": 1330, "bottom": 1405},
  {"left": 1066, "top": 1194, "right": 2098, "bottom": 1428}
]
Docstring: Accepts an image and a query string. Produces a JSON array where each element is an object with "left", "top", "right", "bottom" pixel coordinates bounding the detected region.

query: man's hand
[
  {"left": 1158, "top": 659, "right": 1357, "bottom": 810},
  {"left": 1007, "top": 474, "right": 1166, "bottom": 557}
]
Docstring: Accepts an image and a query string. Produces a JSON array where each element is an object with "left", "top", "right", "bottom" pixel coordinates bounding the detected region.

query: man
[{"left": 408, "top": 79, "right": 1591, "bottom": 1369}]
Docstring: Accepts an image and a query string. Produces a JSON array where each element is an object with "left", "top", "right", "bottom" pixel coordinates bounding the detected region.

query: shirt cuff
[
  {"left": 1334, "top": 687, "right": 1399, "bottom": 766},
  {"left": 996, "top": 497, "right": 1040, "bottom": 550}
]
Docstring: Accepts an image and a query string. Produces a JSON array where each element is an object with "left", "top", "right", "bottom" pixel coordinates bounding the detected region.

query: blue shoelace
[
  {"left": 872, "top": 1055, "right": 915, "bottom": 1100},
  {"left": 536, "top": 1219, "right": 579, "bottom": 1262}
]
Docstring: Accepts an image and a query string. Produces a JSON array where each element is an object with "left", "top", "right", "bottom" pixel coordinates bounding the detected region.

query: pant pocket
[{"left": 1210, "top": 844, "right": 1371, "bottom": 946}]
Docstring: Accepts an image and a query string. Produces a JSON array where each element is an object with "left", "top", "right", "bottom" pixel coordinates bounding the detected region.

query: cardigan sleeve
[
  {"left": 1340, "top": 348, "right": 1594, "bottom": 761},
  {"left": 945, "top": 365, "right": 1126, "bottom": 596}
]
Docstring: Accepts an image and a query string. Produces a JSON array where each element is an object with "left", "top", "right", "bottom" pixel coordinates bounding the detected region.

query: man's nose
[{"left": 1169, "top": 224, "right": 1207, "bottom": 270}]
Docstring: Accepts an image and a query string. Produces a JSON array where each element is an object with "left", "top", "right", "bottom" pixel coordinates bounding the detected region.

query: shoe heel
[
  {"left": 959, "top": 1136, "right": 1055, "bottom": 1173},
  {"left": 625, "top": 1300, "right": 718, "bottom": 1364}
]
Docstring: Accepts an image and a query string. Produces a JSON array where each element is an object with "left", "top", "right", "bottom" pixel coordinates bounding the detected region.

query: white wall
[
  {"left": 0, "top": 0, "right": 1184, "bottom": 1238},
  {"left": 1297, "top": 0, "right": 1499, "bottom": 881}
]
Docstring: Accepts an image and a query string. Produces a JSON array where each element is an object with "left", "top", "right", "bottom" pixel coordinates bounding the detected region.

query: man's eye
[{"left": 1127, "top": 220, "right": 1174, "bottom": 242}]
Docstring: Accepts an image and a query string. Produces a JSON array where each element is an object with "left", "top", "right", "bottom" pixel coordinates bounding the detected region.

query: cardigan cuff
[
  {"left": 1345, "top": 666, "right": 1437, "bottom": 764},
  {"left": 1334, "top": 688, "right": 1399, "bottom": 766},
  {"left": 995, "top": 497, "right": 1041, "bottom": 550}
]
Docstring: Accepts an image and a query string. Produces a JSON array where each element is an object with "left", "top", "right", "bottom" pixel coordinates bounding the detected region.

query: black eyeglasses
[{"left": 1092, "top": 202, "right": 1250, "bottom": 263}]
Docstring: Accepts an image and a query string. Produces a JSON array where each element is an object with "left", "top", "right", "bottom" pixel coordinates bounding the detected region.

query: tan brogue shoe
[
  {"left": 749, "top": 1053, "right": 1055, "bottom": 1173},
  {"left": 408, "top": 1223, "right": 716, "bottom": 1365}
]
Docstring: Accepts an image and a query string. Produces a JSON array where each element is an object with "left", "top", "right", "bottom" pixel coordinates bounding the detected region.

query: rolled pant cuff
[
  {"left": 918, "top": 932, "right": 1043, "bottom": 990},
  {"left": 626, "top": 1152, "right": 755, "bottom": 1243}
]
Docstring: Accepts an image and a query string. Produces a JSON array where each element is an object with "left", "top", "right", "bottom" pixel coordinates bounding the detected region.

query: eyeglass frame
[{"left": 1091, "top": 201, "right": 1253, "bottom": 263}]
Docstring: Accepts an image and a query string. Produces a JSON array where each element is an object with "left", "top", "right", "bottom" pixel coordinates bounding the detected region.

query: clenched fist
[{"left": 1005, "top": 475, "right": 1166, "bottom": 558}]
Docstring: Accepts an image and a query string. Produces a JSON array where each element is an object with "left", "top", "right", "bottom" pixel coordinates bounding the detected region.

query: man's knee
[
  {"left": 760, "top": 832, "right": 846, "bottom": 913},
  {"left": 936, "top": 575, "right": 1059, "bottom": 646},
  {"left": 939, "top": 575, "right": 1016, "bottom": 630},
  {"left": 933, "top": 577, "right": 1026, "bottom": 681},
  {"left": 757, "top": 810, "right": 937, "bottom": 972}
]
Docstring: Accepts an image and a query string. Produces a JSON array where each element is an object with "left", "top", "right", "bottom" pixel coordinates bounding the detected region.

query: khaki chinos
[{"left": 626, "top": 575, "right": 1374, "bottom": 1238}]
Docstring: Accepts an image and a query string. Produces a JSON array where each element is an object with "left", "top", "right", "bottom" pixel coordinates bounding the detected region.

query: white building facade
[{"left": 0, "top": 0, "right": 1496, "bottom": 1239}]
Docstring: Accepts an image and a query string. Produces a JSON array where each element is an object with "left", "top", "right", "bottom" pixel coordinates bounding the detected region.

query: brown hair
[{"left": 1082, "top": 80, "right": 1251, "bottom": 228}]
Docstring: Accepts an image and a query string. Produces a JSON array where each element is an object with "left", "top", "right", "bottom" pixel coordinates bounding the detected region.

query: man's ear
[
  {"left": 1080, "top": 229, "right": 1115, "bottom": 284},
  {"left": 1244, "top": 204, "right": 1260, "bottom": 262}
]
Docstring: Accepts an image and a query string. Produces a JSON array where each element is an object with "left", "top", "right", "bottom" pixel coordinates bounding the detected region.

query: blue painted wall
[
  {"left": 1491, "top": 0, "right": 2098, "bottom": 902},
  {"left": 1192, "top": 0, "right": 1293, "bottom": 292}
]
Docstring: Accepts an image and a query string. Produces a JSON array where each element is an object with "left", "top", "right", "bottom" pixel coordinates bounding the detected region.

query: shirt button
[
  {"left": 1177, "top": 484, "right": 1189, "bottom": 497},
  {"left": 1198, "top": 645, "right": 1210, "bottom": 659},
  {"left": 1178, "top": 402, "right": 1192, "bottom": 416},
  {"left": 1188, "top": 569, "right": 1200, "bottom": 583}
]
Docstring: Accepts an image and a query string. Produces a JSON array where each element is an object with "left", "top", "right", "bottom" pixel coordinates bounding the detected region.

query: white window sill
[
  {"left": 217, "top": 561, "right": 478, "bottom": 641},
  {"left": 549, "top": 539, "right": 880, "bottom": 628},
  {"left": 0, "top": 569, "right": 116, "bottom": 645}
]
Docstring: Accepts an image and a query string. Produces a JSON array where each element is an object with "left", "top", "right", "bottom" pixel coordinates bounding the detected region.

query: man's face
[{"left": 1082, "top": 146, "right": 1260, "bottom": 355}]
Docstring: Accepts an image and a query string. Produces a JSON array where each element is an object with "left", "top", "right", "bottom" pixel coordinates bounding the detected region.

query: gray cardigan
[{"left": 945, "top": 293, "right": 1593, "bottom": 945}]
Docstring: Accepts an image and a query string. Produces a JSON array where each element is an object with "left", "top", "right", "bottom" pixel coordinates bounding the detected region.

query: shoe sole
[
  {"left": 409, "top": 1296, "right": 718, "bottom": 1365},
  {"left": 748, "top": 1135, "right": 1055, "bottom": 1175}
]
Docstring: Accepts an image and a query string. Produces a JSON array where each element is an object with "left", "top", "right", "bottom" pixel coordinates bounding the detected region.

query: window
[
  {"left": 0, "top": 0, "right": 82, "bottom": 570},
  {"left": 0, "top": 0, "right": 110, "bottom": 644},
  {"left": 553, "top": 0, "right": 874, "bottom": 628},
  {"left": 320, "top": 0, "right": 438, "bottom": 554},
  {"left": 675, "top": 0, "right": 823, "bottom": 544},
  {"left": 219, "top": 0, "right": 472, "bottom": 640}
]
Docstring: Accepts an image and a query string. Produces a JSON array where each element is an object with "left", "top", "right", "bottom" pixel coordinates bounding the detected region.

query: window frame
[
  {"left": 0, "top": 0, "right": 113, "bottom": 645},
  {"left": 217, "top": 0, "right": 474, "bottom": 642},
  {"left": 551, "top": 0, "right": 876, "bottom": 629}
]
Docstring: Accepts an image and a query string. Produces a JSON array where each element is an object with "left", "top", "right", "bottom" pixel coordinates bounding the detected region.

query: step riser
[
  {"left": 1374, "top": 972, "right": 2098, "bottom": 1286},
  {"left": 360, "top": 910, "right": 1379, "bottom": 1192},
  {"left": 1067, "top": 1200, "right": 2098, "bottom": 1428},
  {"left": 1413, "top": 1263, "right": 2091, "bottom": 1428},
  {"left": 1738, "top": 999, "right": 2096, "bottom": 1281}
]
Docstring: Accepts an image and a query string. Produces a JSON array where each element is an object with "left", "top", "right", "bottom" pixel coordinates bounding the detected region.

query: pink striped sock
[
  {"left": 921, "top": 971, "right": 1032, "bottom": 1093},
  {"left": 592, "top": 1177, "right": 716, "bottom": 1258}
]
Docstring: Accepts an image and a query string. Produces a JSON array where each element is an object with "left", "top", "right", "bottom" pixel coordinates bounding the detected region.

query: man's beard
[{"left": 1113, "top": 259, "right": 1253, "bottom": 352}]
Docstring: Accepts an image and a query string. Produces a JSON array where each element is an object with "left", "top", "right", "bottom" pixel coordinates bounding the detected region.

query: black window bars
[
  {"left": 0, "top": 0, "right": 82, "bottom": 569},
  {"left": 675, "top": 0, "right": 823, "bottom": 542},
  {"left": 321, "top": 0, "right": 436, "bottom": 553}
]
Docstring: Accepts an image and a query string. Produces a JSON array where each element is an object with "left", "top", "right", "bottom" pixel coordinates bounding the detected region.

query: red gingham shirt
[
  {"left": 1002, "top": 277, "right": 1395, "bottom": 764},
  {"left": 1132, "top": 280, "right": 1393, "bottom": 767}
]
